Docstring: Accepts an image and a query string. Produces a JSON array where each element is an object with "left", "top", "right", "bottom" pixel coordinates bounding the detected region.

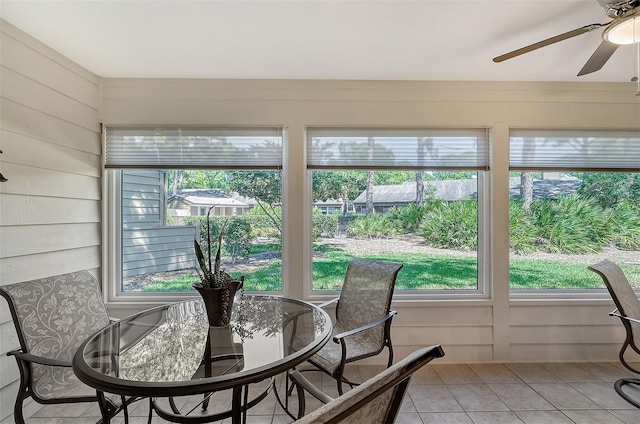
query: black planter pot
[{"left": 193, "top": 277, "right": 244, "bottom": 327}]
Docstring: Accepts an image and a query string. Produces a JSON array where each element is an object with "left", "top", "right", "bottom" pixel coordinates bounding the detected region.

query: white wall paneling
[{"left": 0, "top": 19, "right": 101, "bottom": 422}]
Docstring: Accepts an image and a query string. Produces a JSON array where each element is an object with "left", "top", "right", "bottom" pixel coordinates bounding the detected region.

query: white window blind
[
  {"left": 307, "top": 127, "right": 489, "bottom": 170},
  {"left": 510, "top": 129, "right": 640, "bottom": 171},
  {"left": 104, "top": 126, "right": 283, "bottom": 169}
]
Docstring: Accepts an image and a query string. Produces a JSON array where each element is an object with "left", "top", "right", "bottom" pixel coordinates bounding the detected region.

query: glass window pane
[
  {"left": 508, "top": 171, "right": 640, "bottom": 290},
  {"left": 121, "top": 169, "right": 282, "bottom": 293},
  {"left": 311, "top": 170, "right": 479, "bottom": 291}
]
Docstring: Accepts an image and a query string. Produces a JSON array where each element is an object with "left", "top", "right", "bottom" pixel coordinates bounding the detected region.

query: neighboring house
[
  {"left": 122, "top": 171, "right": 198, "bottom": 277},
  {"left": 353, "top": 175, "right": 580, "bottom": 214},
  {"left": 314, "top": 198, "right": 343, "bottom": 214},
  {"left": 168, "top": 189, "right": 251, "bottom": 224}
]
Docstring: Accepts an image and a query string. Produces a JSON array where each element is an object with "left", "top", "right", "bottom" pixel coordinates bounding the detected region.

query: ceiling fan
[{"left": 493, "top": 0, "right": 640, "bottom": 76}]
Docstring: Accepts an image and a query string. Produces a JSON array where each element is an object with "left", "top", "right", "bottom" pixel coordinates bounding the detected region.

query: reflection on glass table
[{"left": 73, "top": 294, "right": 331, "bottom": 423}]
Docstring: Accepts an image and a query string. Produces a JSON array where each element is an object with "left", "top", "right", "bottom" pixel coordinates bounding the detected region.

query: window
[
  {"left": 104, "top": 127, "right": 283, "bottom": 299},
  {"left": 509, "top": 129, "right": 640, "bottom": 290},
  {"left": 307, "top": 127, "right": 489, "bottom": 294}
]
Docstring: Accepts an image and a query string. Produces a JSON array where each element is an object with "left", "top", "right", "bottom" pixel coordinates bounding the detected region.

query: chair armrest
[
  {"left": 332, "top": 311, "right": 397, "bottom": 342},
  {"left": 610, "top": 309, "right": 640, "bottom": 325},
  {"left": 289, "top": 369, "right": 334, "bottom": 405},
  {"left": 7, "top": 350, "right": 72, "bottom": 367},
  {"left": 109, "top": 317, "right": 120, "bottom": 323},
  {"left": 318, "top": 297, "right": 339, "bottom": 309}
]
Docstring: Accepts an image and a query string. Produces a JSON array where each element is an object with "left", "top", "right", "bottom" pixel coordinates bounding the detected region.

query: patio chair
[
  {"left": 299, "top": 258, "right": 403, "bottom": 399},
  {"left": 588, "top": 259, "right": 640, "bottom": 408},
  {"left": 291, "top": 345, "right": 445, "bottom": 422},
  {"left": 0, "top": 270, "right": 134, "bottom": 424}
]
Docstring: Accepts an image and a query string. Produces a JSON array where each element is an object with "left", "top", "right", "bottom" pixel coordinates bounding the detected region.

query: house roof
[
  {"left": 169, "top": 189, "right": 250, "bottom": 208},
  {"left": 353, "top": 176, "right": 581, "bottom": 204}
]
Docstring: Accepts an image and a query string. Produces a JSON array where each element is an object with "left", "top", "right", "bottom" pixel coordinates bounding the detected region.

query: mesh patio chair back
[
  {"left": 303, "top": 258, "right": 403, "bottom": 398},
  {"left": 335, "top": 258, "right": 402, "bottom": 349},
  {"left": 588, "top": 259, "right": 640, "bottom": 361},
  {"left": 295, "top": 345, "right": 445, "bottom": 424}
]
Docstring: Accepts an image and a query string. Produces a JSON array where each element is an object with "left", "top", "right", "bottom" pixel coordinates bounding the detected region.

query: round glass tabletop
[{"left": 73, "top": 294, "right": 331, "bottom": 397}]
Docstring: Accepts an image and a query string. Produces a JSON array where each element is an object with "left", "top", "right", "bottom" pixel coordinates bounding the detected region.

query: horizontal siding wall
[
  {"left": 100, "top": 77, "right": 640, "bottom": 366},
  {"left": 0, "top": 20, "right": 100, "bottom": 421}
]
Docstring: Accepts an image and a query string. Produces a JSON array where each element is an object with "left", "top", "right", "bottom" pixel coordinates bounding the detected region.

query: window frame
[
  {"left": 103, "top": 126, "right": 285, "bottom": 305},
  {"left": 305, "top": 127, "right": 491, "bottom": 299},
  {"left": 508, "top": 128, "right": 640, "bottom": 298}
]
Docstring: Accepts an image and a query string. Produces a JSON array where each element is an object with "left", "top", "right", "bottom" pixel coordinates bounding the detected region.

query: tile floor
[{"left": 3, "top": 361, "right": 640, "bottom": 424}]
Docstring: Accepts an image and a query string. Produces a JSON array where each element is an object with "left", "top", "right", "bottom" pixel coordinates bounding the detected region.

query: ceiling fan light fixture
[{"left": 603, "top": 14, "right": 640, "bottom": 45}]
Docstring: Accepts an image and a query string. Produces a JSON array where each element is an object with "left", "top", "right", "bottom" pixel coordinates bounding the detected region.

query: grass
[{"left": 139, "top": 242, "right": 640, "bottom": 292}]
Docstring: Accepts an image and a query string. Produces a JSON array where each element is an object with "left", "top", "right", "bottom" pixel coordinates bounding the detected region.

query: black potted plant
[{"left": 193, "top": 206, "right": 244, "bottom": 327}]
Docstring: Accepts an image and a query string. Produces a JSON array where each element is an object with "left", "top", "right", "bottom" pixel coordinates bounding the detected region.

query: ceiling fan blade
[
  {"left": 577, "top": 40, "right": 619, "bottom": 76},
  {"left": 493, "top": 23, "right": 605, "bottom": 63}
]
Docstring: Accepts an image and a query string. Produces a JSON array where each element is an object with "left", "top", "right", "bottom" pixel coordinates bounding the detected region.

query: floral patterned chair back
[
  {"left": 295, "top": 345, "right": 445, "bottom": 424},
  {"left": 0, "top": 270, "right": 118, "bottom": 423}
]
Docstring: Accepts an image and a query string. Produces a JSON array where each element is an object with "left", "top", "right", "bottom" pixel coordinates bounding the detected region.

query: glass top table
[{"left": 73, "top": 294, "right": 332, "bottom": 423}]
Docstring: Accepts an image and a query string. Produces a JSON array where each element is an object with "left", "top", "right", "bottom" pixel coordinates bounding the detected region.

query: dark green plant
[
  {"left": 530, "top": 195, "right": 609, "bottom": 253},
  {"left": 312, "top": 213, "right": 340, "bottom": 238},
  {"left": 418, "top": 200, "right": 478, "bottom": 250},
  {"left": 224, "top": 218, "right": 253, "bottom": 263},
  {"left": 610, "top": 202, "right": 640, "bottom": 250},
  {"left": 346, "top": 214, "right": 396, "bottom": 238},
  {"left": 509, "top": 201, "right": 538, "bottom": 254},
  {"left": 193, "top": 207, "right": 233, "bottom": 289},
  {"left": 386, "top": 204, "right": 427, "bottom": 233}
]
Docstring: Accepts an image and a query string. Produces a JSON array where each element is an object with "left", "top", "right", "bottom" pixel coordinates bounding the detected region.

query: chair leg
[
  {"left": 13, "top": 388, "right": 27, "bottom": 424},
  {"left": 12, "top": 356, "right": 30, "bottom": 424},
  {"left": 614, "top": 378, "right": 640, "bottom": 408}
]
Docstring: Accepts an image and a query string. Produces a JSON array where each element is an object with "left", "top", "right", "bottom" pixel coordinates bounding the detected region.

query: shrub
[
  {"left": 385, "top": 204, "right": 427, "bottom": 234},
  {"left": 530, "top": 195, "right": 609, "bottom": 253},
  {"left": 346, "top": 214, "right": 396, "bottom": 238},
  {"left": 610, "top": 202, "right": 640, "bottom": 250},
  {"left": 509, "top": 201, "right": 538, "bottom": 254},
  {"left": 224, "top": 218, "right": 253, "bottom": 262},
  {"left": 418, "top": 200, "right": 478, "bottom": 250},
  {"left": 312, "top": 214, "right": 340, "bottom": 238}
]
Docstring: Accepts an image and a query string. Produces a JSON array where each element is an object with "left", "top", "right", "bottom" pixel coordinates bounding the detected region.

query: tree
[
  {"left": 312, "top": 171, "right": 368, "bottom": 216},
  {"left": 227, "top": 171, "right": 282, "bottom": 235},
  {"left": 365, "top": 137, "right": 375, "bottom": 216},
  {"left": 171, "top": 170, "right": 184, "bottom": 196},
  {"left": 578, "top": 173, "right": 640, "bottom": 209},
  {"left": 521, "top": 172, "right": 534, "bottom": 212},
  {"left": 416, "top": 137, "right": 429, "bottom": 207}
]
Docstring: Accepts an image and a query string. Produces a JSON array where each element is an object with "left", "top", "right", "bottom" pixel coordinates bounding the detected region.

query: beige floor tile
[
  {"left": 609, "top": 409, "right": 640, "bottom": 424},
  {"left": 394, "top": 412, "right": 425, "bottom": 423},
  {"left": 432, "top": 364, "right": 483, "bottom": 384},
  {"left": 420, "top": 412, "right": 474, "bottom": 423},
  {"left": 488, "top": 383, "right": 555, "bottom": 410},
  {"left": 408, "top": 384, "right": 463, "bottom": 412},
  {"left": 411, "top": 364, "right": 445, "bottom": 384},
  {"left": 468, "top": 364, "right": 522, "bottom": 383},
  {"left": 514, "top": 410, "right": 575, "bottom": 424},
  {"left": 542, "top": 363, "right": 602, "bottom": 382},
  {"left": 577, "top": 362, "right": 636, "bottom": 382},
  {"left": 505, "top": 363, "right": 562, "bottom": 383},
  {"left": 466, "top": 411, "right": 525, "bottom": 423},
  {"left": 561, "top": 409, "right": 626, "bottom": 423},
  {"left": 570, "top": 381, "right": 636, "bottom": 409},
  {"left": 528, "top": 382, "right": 601, "bottom": 410},
  {"left": 447, "top": 384, "right": 510, "bottom": 412}
]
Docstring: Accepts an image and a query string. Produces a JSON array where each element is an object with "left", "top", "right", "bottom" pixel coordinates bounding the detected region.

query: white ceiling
[{"left": 1, "top": 0, "right": 638, "bottom": 82}]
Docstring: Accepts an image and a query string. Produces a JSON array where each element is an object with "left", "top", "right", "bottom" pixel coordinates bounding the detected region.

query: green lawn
[{"left": 140, "top": 244, "right": 640, "bottom": 292}]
